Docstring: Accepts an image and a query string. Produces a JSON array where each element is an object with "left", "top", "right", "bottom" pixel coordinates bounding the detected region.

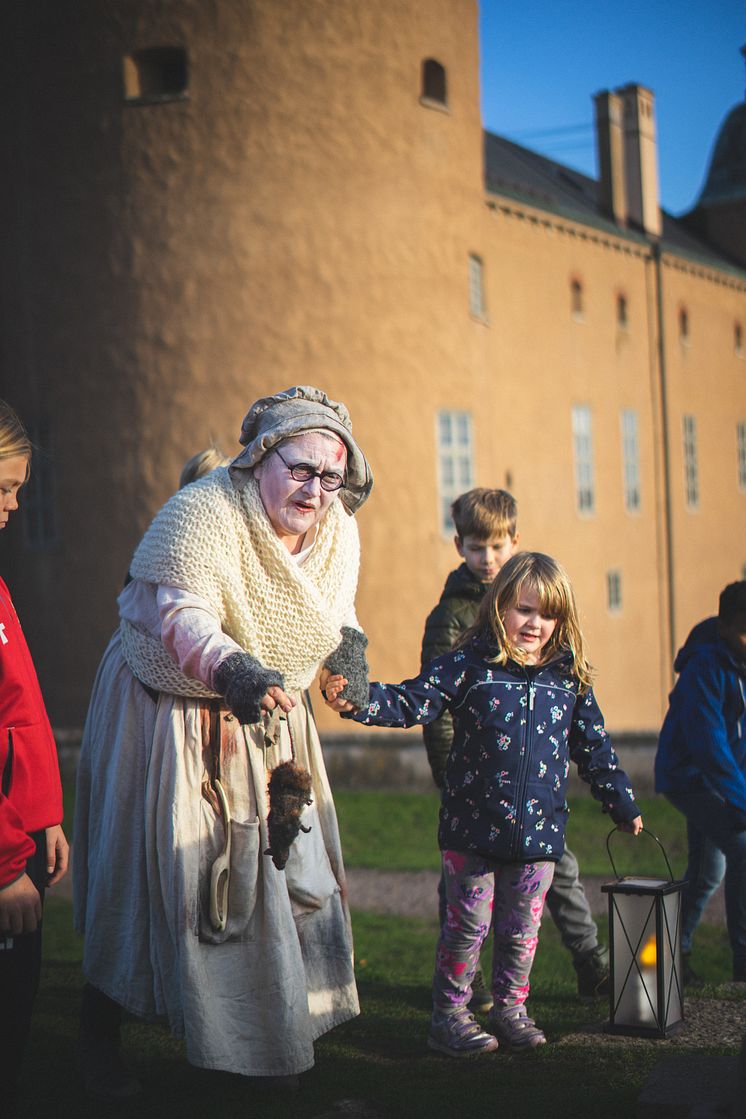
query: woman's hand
[
  {"left": 320, "top": 672, "right": 357, "bottom": 713},
  {"left": 45, "top": 825, "right": 69, "bottom": 886},
  {"left": 260, "top": 685, "right": 295, "bottom": 714},
  {"left": 617, "top": 815, "right": 644, "bottom": 836}
]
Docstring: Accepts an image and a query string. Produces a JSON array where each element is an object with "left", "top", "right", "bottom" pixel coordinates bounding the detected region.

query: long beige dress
[{"left": 73, "top": 630, "right": 359, "bottom": 1077}]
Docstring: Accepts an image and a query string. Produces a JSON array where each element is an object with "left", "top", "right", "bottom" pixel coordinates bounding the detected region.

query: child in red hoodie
[{"left": 0, "top": 399, "right": 68, "bottom": 1116}]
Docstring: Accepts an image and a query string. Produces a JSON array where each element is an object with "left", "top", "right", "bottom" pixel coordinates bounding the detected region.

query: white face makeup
[
  {"left": 254, "top": 432, "right": 347, "bottom": 553},
  {"left": 0, "top": 455, "right": 28, "bottom": 530},
  {"left": 502, "top": 586, "right": 558, "bottom": 665}
]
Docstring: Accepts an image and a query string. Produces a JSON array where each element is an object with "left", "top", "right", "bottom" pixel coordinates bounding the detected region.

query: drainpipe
[{"left": 652, "top": 241, "right": 676, "bottom": 672}]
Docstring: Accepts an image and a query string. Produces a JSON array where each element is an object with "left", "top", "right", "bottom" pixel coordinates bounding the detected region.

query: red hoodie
[{"left": 0, "top": 575, "right": 63, "bottom": 887}]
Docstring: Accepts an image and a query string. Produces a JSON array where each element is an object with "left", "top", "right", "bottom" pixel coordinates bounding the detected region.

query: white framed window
[
  {"left": 437, "top": 410, "right": 474, "bottom": 534},
  {"left": 607, "top": 569, "right": 622, "bottom": 612},
  {"left": 682, "top": 414, "right": 699, "bottom": 509},
  {"left": 620, "top": 409, "right": 641, "bottom": 512},
  {"left": 22, "top": 418, "right": 59, "bottom": 551},
  {"left": 737, "top": 422, "right": 746, "bottom": 490},
  {"left": 468, "top": 254, "right": 486, "bottom": 320},
  {"left": 572, "top": 405, "right": 595, "bottom": 514}
]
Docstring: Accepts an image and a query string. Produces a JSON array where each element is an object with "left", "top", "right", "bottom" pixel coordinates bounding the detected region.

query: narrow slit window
[
  {"left": 737, "top": 422, "right": 746, "bottom": 490},
  {"left": 679, "top": 307, "right": 690, "bottom": 344},
  {"left": 572, "top": 405, "right": 595, "bottom": 514},
  {"left": 22, "top": 418, "right": 59, "bottom": 551},
  {"left": 736, "top": 322, "right": 744, "bottom": 358},
  {"left": 607, "top": 570, "right": 622, "bottom": 612},
  {"left": 421, "top": 59, "right": 447, "bottom": 107},
  {"left": 682, "top": 414, "right": 699, "bottom": 509},
  {"left": 123, "top": 47, "right": 188, "bottom": 103},
  {"left": 617, "top": 293, "right": 628, "bottom": 329},
  {"left": 571, "top": 279, "right": 584, "bottom": 320},
  {"left": 468, "top": 254, "right": 486, "bottom": 319},
  {"left": 437, "top": 411, "right": 474, "bottom": 534}
]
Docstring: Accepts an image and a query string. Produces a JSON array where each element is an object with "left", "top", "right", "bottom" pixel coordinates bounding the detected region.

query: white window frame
[
  {"left": 682, "top": 414, "right": 699, "bottom": 509},
  {"left": 620, "top": 409, "right": 641, "bottom": 513},
  {"left": 572, "top": 405, "right": 595, "bottom": 515},
  {"left": 436, "top": 410, "right": 474, "bottom": 535}
]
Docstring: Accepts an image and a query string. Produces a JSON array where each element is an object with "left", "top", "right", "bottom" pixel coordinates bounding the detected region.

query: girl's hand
[
  {"left": 321, "top": 673, "right": 357, "bottom": 713},
  {"left": 260, "top": 685, "right": 295, "bottom": 714},
  {"left": 617, "top": 815, "right": 643, "bottom": 836},
  {"left": 45, "top": 824, "right": 69, "bottom": 886}
]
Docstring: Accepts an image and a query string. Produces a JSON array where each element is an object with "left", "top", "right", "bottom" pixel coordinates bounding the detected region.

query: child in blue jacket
[
  {"left": 655, "top": 579, "right": 746, "bottom": 981},
  {"left": 324, "top": 551, "right": 641, "bottom": 1057}
]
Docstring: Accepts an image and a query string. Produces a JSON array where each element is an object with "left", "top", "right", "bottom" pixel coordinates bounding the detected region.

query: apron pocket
[
  {"left": 283, "top": 800, "right": 339, "bottom": 913},
  {"left": 198, "top": 800, "right": 260, "bottom": 945}
]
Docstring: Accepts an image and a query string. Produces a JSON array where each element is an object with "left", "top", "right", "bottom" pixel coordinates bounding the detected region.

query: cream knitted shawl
[{"left": 119, "top": 468, "right": 360, "bottom": 697}]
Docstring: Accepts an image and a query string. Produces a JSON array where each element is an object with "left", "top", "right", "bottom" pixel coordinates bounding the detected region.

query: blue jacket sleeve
[
  {"left": 347, "top": 658, "right": 458, "bottom": 728},
  {"left": 569, "top": 687, "right": 639, "bottom": 823},
  {"left": 674, "top": 655, "right": 746, "bottom": 817}
]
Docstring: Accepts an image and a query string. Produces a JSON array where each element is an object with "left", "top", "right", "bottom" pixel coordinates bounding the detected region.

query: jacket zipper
[{"left": 510, "top": 670, "right": 536, "bottom": 858}]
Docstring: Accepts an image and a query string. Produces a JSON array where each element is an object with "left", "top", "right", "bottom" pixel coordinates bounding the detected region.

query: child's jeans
[{"left": 433, "top": 850, "right": 554, "bottom": 1014}]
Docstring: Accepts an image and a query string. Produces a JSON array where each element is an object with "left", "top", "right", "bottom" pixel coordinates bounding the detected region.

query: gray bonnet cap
[{"left": 229, "top": 385, "right": 373, "bottom": 514}]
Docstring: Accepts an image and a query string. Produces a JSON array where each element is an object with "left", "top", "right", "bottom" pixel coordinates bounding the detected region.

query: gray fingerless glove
[
  {"left": 214, "top": 651, "right": 285, "bottom": 725},
  {"left": 323, "top": 626, "right": 370, "bottom": 709}
]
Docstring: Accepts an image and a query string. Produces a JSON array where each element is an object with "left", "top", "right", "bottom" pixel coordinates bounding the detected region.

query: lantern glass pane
[
  {"left": 661, "top": 891, "right": 683, "bottom": 1026},
  {"left": 611, "top": 894, "right": 658, "bottom": 1028}
]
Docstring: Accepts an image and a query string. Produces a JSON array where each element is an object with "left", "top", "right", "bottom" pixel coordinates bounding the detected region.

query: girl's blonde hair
[
  {"left": 179, "top": 446, "right": 230, "bottom": 489},
  {"left": 0, "top": 399, "right": 31, "bottom": 477},
  {"left": 463, "top": 551, "right": 594, "bottom": 691}
]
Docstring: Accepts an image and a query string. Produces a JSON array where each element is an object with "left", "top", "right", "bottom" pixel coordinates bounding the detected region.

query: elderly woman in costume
[{"left": 73, "top": 387, "right": 372, "bottom": 1097}]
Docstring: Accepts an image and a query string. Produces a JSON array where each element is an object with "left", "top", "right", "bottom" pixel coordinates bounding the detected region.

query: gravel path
[{"left": 346, "top": 868, "right": 727, "bottom": 926}]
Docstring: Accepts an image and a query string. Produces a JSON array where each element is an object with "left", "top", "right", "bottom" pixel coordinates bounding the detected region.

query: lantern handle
[{"left": 605, "top": 826, "right": 675, "bottom": 882}]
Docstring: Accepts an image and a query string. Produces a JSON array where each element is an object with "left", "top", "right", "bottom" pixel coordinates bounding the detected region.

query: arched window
[
  {"left": 617, "top": 293, "right": 628, "bottom": 329},
  {"left": 570, "top": 278, "right": 584, "bottom": 320},
  {"left": 123, "top": 46, "right": 188, "bottom": 103},
  {"left": 421, "top": 59, "right": 447, "bottom": 107},
  {"left": 679, "top": 307, "right": 690, "bottom": 343}
]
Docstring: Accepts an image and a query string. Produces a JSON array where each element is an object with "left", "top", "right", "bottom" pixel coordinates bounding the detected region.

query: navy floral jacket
[{"left": 348, "top": 639, "right": 638, "bottom": 863}]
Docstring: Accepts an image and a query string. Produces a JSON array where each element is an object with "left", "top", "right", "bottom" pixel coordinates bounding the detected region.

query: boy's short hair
[
  {"left": 451, "top": 487, "right": 517, "bottom": 541},
  {"left": 719, "top": 580, "right": 746, "bottom": 623}
]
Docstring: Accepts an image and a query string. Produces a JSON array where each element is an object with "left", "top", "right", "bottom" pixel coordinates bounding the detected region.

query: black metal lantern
[{"left": 602, "top": 828, "right": 685, "bottom": 1038}]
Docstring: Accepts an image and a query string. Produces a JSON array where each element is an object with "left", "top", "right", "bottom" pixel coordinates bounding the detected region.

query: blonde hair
[
  {"left": 0, "top": 399, "right": 31, "bottom": 478},
  {"left": 463, "top": 551, "right": 594, "bottom": 691},
  {"left": 451, "top": 487, "right": 517, "bottom": 541},
  {"left": 179, "top": 446, "right": 230, "bottom": 489}
]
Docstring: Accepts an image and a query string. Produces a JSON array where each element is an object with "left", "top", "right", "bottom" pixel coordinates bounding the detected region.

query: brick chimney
[
  {"left": 594, "top": 89, "right": 627, "bottom": 226},
  {"left": 619, "top": 83, "right": 661, "bottom": 237}
]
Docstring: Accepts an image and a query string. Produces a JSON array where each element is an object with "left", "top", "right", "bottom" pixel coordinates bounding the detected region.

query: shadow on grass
[{"left": 19, "top": 898, "right": 737, "bottom": 1119}]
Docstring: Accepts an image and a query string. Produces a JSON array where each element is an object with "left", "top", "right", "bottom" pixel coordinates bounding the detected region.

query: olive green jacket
[{"left": 419, "top": 563, "right": 485, "bottom": 788}]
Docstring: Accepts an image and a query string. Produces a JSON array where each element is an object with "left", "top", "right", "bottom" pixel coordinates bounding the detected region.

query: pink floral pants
[{"left": 433, "top": 850, "right": 555, "bottom": 1013}]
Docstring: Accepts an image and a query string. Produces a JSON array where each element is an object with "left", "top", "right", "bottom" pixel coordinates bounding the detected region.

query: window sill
[{"left": 419, "top": 96, "right": 449, "bottom": 114}]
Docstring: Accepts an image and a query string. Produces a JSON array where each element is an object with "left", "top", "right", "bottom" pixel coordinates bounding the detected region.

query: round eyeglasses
[{"left": 273, "top": 446, "right": 345, "bottom": 492}]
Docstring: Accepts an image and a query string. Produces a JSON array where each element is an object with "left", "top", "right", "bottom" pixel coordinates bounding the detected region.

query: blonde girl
[{"left": 324, "top": 551, "right": 642, "bottom": 1057}]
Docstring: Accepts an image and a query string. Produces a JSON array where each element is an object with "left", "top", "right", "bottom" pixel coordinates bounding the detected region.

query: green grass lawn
[
  {"left": 22, "top": 788, "right": 736, "bottom": 1119},
  {"left": 335, "top": 790, "right": 689, "bottom": 877}
]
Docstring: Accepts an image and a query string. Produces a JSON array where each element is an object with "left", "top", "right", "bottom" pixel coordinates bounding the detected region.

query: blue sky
[{"left": 478, "top": 1, "right": 745, "bottom": 215}]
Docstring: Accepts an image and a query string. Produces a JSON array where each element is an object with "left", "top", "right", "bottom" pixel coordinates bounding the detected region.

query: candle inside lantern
[{"left": 631, "top": 934, "right": 658, "bottom": 1023}]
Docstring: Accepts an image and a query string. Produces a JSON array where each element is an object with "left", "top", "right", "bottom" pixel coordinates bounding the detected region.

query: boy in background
[
  {"left": 655, "top": 579, "right": 746, "bottom": 982},
  {"left": 421, "top": 488, "right": 609, "bottom": 1004}
]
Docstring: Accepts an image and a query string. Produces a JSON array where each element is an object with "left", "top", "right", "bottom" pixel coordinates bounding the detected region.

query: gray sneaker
[
  {"left": 427, "top": 1011, "right": 499, "bottom": 1058},
  {"left": 488, "top": 1005, "right": 546, "bottom": 1050}
]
